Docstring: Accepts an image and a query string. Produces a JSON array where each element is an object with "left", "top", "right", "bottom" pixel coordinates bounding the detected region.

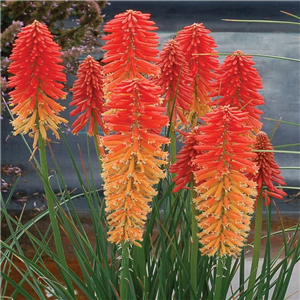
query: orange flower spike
[
  {"left": 70, "top": 55, "right": 107, "bottom": 136},
  {"left": 155, "top": 39, "right": 193, "bottom": 125},
  {"left": 248, "top": 131, "right": 287, "bottom": 205},
  {"left": 211, "top": 50, "right": 265, "bottom": 135},
  {"left": 101, "top": 79, "right": 169, "bottom": 246},
  {"left": 169, "top": 127, "right": 203, "bottom": 192},
  {"left": 175, "top": 23, "right": 219, "bottom": 125},
  {"left": 8, "top": 20, "right": 67, "bottom": 148},
  {"left": 102, "top": 10, "right": 160, "bottom": 93},
  {"left": 193, "top": 106, "right": 258, "bottom": 257}
]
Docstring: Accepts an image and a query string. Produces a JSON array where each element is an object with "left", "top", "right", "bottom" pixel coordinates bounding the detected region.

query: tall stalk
[
  {"left": 120, "top": 242, "right": 131, "bottom": 300},
  {"left": 168, "top": 95, "right": 177, "bottom": 166},
  {"left": 215, "top": 256, "right": 225, "bottom": 300},
  {"left": 246, "top": 192, "right": 263, "bottom": 300},
  {"left": 167, "top": 98, "right": 177, "bottom": 220},
  {"left": 190, "top": 179, "right": 198, "bottom": 299},
  {"left": 37, "top": 134, "right": 75, "bottom": 298},
  {"left": 92, "top": 114, "right": 103, "bottom": 171}
]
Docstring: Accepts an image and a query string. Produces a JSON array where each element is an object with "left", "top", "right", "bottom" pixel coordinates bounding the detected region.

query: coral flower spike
[
  {"left": 169, "top": 127, "right": 203, "bottom": 192},
  {"left": 8, "top": 20, "right": 67, "bottom": 148},
  {"left": 211, "top": 50, "right": 265, "bottom": 135},
  {"left": 175, "top": 23, "right": 219, "bottom": 126},
  {"left": 248, "top": 131, "right": 287, "bottom": 205},
  {"left": 70, "top": 55, "right": 108, "bottom": 136},
  {"left": 101, "top": 79, "right": 169, "bottom": 246},
  {"left": 102, "top": 10, "right": 160, "bottom": 93},
  {"left": 193, "top": 106, "right": 258, "bottom": 257},
  {"left": 155, "top": 39, "right": 193, "bottom": 126}
]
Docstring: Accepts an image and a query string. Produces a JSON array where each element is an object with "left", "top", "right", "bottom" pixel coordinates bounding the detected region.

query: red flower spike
[
  {"left": 193, "top": 106, "right": 258, "bottom": 257},
  {"left": 169, "top": 127, "right": 203, "bottom": 192},
  {"left": 247, "top": 131, "right": 287, "bottom": 205},
  {"left": 70, "top": 55, "right": 107, "bottom": 136},
  {"left": 211, "top": 50, "right": 265, "bottom": 135},
  {"left": 8, "top": 20, "right": 67, "bottom": 148},
  {"left": 102, "top": 10, "right": 160, "bottom": 93},
  {"left": 154, "top": 39, "right": 193, "bottom": 126},
  {"left": 175, "top": 23, "right": 219, "bottom": 126},
  {"left": 101, "top": 79, "right": 169, "bottom": 246}
]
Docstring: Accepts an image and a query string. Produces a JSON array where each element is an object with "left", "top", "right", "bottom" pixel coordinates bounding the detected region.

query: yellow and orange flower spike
[
  {"left": 247, "top": 131, "right": 287, "bottom": 205},
  {"left": 101, "top": 79, "right": 169, "bottom": 246},
  {"left": 169, "top": 127, "right": 203, "bottom": 193},
  {"left": 193, "top": 106, "right": 258, "bottom": 257},
  {"left": 211, "top": 50, "right": 265, "bottom": 135},
  {"left": 70, "top": 55, "right": 108, "bottom": 136},
  {"left": 155, "top": 39, "right": 193, "bottom": 126},
  {"left": 102, "top": 10, "right": 160, "bottom": 93},
  {"left": 8, "top": 20, "right": 67, "bottom": 148},
  {"left": 175, "top": 23, "right": 219, "bottom": 126}
]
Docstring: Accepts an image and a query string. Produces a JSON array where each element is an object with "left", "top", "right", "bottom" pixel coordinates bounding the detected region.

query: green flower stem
[
  {"left": 167, "top": 91, "right": 177, "bottom": 166},
  {"left": 38, "top": 134, "right": 75, "bottom": 297},
  {"left": 190, "top": 180, "right": 198, "bottom": 299},
  {"left": 239, "top": 248, "right": 245, "bottom": 299},
  {"left": 215, "top": 256, "right": 225, "bottom": 300},
  {"left": 246, "top": 192, "right": 263, "bottom": 300},
  {"left": 168, "top": 123, "right": 179, "bottom": 223},
  {"left": 92, "top": 117, "right": 103, "bottom": 171},
  {"left": 93, "top": 134, "right": 101, "bottom": 159},
  {"left": 170, "top": 124, "right": 177, "bottom": 165},
  {"left": 120, "top": 242, "right": 131, "bottom": 300}
]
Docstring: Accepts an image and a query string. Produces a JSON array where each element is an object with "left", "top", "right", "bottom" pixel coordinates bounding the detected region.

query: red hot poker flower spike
[
  {"left": 211, "top": 50, "right": 265, "bottom": 135},
  {"left": 8, "top": 20, "right": 67, "bottom": 148},
  {"left": 193, "top": 106, "right": 258, "bottom": 257},
  {"left": 247, "top": 131, "right": 287, "bottom": 205},
  {"left": 154, "top": 39, "right": 193, "bottom": 126},
  {"left": 175, "top": 23, "right": 219, "bottom": 126},
  {"left": 101, "top": 79, "right": 169, "bottom": 246},
  {"left": 70, "top": 55, "right": 108, "bottom": 136},
  {"left": 102, "top": 10, "right": 160, "bottom": 93},
  {"left": 169, "top": 127, "right": 203, "bottom": 192}
]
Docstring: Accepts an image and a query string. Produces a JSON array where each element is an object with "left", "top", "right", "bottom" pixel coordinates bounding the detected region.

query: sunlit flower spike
[
  {"left": 211, "top": 50, "right": 265, "bottom": 135},
  {"left": 101, "top": 79, "right": 169, "bottom": 246},
  {"left": 175, "top": 23, "right": 219, "bottom": 126},
  {"left": 247, "top": 131, "right": 287, "bottom": 205},
  {"left": 169, "top": 127, "right": 203, "bottom": 192},
  {"left": 70, "top": 55, "right": 108, "bottom": 136},
  {"left": 193, "top": 105, "right": 258, "bottom": 257},
  {"left": 102, "top": 10, "right": 160, "bottom": 93},
  {"left": 8, "top": 20, "right": 67, "bottom": 148},
  {"left": 154, "top": 39, "right": 193, "bottom": 126}
]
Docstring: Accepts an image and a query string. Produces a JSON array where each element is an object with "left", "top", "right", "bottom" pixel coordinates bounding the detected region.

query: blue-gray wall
[{"left": 2, "top": 1, "right": 299, "bottom": 211}]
